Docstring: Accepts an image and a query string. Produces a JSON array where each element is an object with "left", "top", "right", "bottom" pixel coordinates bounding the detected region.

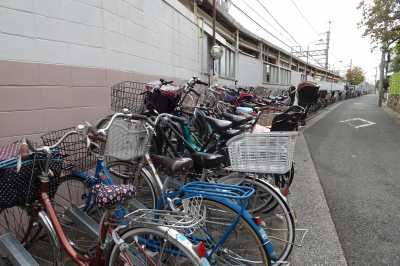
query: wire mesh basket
[
  {"left": 41, "top": 127, "right": 97, "bottom": 172},
  {"left": 226, "top": 132, "right": 298, "bottom": 174},
  {"left": 200, "top": 87, "right": 224, "bottom": 108},
  {"left": 111, "top": 81, "right": 147, "bottom": 113},
  {"left": 125, "top": 197, "right": 206, "bottom": 231},
  {"left": 0, "top": 142, "right": 62, "bottom": 208},
  {"left": 105, "top": 119, "right": 151, "bottom": 161}
]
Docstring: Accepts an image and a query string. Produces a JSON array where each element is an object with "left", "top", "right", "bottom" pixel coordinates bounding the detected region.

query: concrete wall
[
  {"left": 237, "top": 53, "right": 263, "bottom": 86},
  {"left": 0, "top": 0, "right": 201, "bottom": 145}
]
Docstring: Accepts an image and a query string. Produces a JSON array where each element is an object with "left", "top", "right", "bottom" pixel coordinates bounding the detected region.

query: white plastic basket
[
  {"left": 105, "top": 119, "right": 150, "bottom": 161},
  {"left": 226, "top": 132, "right": 298, "bottom": 174}
]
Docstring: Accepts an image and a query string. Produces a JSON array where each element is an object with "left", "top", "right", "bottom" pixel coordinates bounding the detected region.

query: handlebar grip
[
  {"left": 197, "top": 80, "right": 209, "bottom": 86},
  {"left": 160, "top": 79, "right": 174, "bottom": 85},
  {"left": 25, "top": 139, "right": 37, "bottom": 153}
]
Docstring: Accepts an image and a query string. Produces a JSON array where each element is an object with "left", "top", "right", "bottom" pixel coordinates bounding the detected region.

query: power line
[
  {"left": 231, "top": 1, "right": 327, "bottom": 70},
  {"left": 245, "top": 0, "right": 324, "bottom": 67},
  {"left": 255, "top": 0, "right": 300, "bottom": 46},
  {"left": 239, "top": 0, "right": 296, "bottom": 46},
  {"left": 288, "top": 0, "right": 320, "bottom": 36},
  {"left": 230, "top": 1, "right": 293, "bottom": 49}
]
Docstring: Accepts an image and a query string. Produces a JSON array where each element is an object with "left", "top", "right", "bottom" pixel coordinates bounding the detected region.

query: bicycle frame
[
  {"left": 144, "top": 157, "right": 277, "bottom": 263},
  {"left": 71, "top": 156, "right": 127, "bottom": 219},
  {"left": 37, "top": 169, "right": 110, "bottom": 266}
]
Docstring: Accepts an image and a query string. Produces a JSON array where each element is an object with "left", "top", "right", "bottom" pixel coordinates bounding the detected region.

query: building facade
[{"left": 0, "top": 0, "right": 342, "bottom": 145}]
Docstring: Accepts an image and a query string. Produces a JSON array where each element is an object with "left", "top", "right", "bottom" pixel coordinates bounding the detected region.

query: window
[
  {"left": 215, "top": 46, "right": 235, "bottom": 79},
  {"left": 280, "top": 69, "right": 291, "bottom": 85},
  {"left": 263, "top": 63, "right": 279, "bottom": 84},
  {"left": 264, "top": 64, "right": 270, "bottom": 83},
  {"left": 201, "top": 34, "right": 209, "bottom": 73},
  {"left": 264, "top": 63, "right": 291, "bottom": 85}
]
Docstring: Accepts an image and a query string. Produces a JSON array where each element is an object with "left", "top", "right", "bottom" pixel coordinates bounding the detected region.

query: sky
[{"left": 229, "top": 0, "right": 380, "bottom": 83}]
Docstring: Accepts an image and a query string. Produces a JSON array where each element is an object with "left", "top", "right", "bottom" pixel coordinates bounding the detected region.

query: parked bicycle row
[{"left": 0, "top": 77, "right": 355, "bottom": 265}]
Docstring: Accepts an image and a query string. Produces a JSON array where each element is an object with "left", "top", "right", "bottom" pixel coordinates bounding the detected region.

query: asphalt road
[{"left": 304, "top": 94, "right": 400, "bottom": 265}]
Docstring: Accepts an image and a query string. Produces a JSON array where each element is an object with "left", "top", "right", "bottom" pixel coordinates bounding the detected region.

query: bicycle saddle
[
  {"left": 152, "top": 155, "right": 193, "bottom": 174},
  {"left": 204, "top": 116, "right": 232, "bottom": 132},
  {"left": 222, "top": 129, "right": 243, "bottom": 139},
  {"left": 221, "top": 112, "right": 252, "bottom": 128},
  {"left": 191, "top": 152, "right": 225, "bottom": 169},
  {"left": 91, "top": 184, "right": 136, "bottom": 209}
]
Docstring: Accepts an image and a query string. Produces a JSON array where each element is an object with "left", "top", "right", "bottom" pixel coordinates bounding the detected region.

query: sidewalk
[{"left": 288, "top": 105, "right": 347, "bottom": 265}]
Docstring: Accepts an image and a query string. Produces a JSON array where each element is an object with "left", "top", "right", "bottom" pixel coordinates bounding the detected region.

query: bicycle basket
[
  {"left": 0, "top": 143, "right": 62, "bottom": 208},
  {"left": 111, "top": 81, "right": 147, "bottom": 113},
  {"left": 200, "top": 88, "right": 223, "bottom": 108},
  {"left": 226, "top": 132, "right": 298, "bottom": 174},
  {"left": 41, "top": 127, "right": 96, "bottom": 172},
  {"left": 105, "top": 119, "right": 151, "bottom": 161},
  {"left": 257, "top": 106, "right": 289, "bottom": 127}
]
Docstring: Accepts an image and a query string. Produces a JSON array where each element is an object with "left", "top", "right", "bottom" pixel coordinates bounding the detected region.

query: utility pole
[
  {"left": 374, "top": 66, "right": 378, "bottom": 94},
  {"left": 325, "top": 21, "right": 331, "bottom": 70},
  {"left": 212, "top": 0, "right": 216, "bottom": 75},
  {"left": 378, "top": 45, "right": 387, "bottom": 107},
  {"left": 306, "top": 45, "right": 309, "bottom": 81}
]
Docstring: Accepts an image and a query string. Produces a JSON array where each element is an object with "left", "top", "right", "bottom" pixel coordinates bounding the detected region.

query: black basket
[
  {"left": 111, "top": 81, "right": 147, "bottom": 113},
  {"left": 41, "top": 127, "right": 96, "bottom": 172},
  {"left": 0, "top": 153, "right": 62, "bottom": 208}
]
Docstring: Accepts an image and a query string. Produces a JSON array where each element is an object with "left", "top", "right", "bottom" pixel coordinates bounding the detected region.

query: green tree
[
  {"left": 358, "top": 0, "right": 400, "bottom": 106},
  {"left": 346, "top": 67, "right": 365, "bottom": 85},
  {"left": 390, "top": 43, "right": 400, "bottom": 72},
  {"left": 358, "top": 0, "right": 400, "bottom": 48}
]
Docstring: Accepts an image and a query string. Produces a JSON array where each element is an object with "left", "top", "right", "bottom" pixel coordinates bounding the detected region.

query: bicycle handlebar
[
  {"left": 159, "top": 79, "right": 174, "bottom": 85},
  {"left": 197, "top": 80, "right": 208, "bottom": 86}
]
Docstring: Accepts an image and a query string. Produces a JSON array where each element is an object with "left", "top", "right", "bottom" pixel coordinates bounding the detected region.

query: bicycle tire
[
  {"left": 223, "top": 176, "right": 295, "bottom": 263},
  {"left": 0, "top": 206, "right": 59, "bottom": 265},
  {"left": 52, "top": 174, "right": 100, "bottom": 253},
  {"left": 107, "top": 160, "right": 158, "bottom": 209},
  {"left": 0, "top": 206, "right": 37, "bottom": 245},
  {"left": 196, "top": 198, "right": 271, "bottom": 265},
  {"left": 107, "top": 226, "right": 204, "bottom": 266}
]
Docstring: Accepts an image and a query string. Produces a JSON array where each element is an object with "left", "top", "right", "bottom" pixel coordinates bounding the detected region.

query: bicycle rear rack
[
  {"left": 181, "top": 181, "right": 255, "bottom": 200},
  {"left": 0, "top": 232, "right": 39, "bottom": 266}
]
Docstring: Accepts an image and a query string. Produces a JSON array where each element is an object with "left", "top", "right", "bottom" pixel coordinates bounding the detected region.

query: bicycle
[
  {"left": 92, "top": 109, "right": 275, "bottom": 264},
  {"left": 101, "top": 79, "right": 299, "bottom": 264},
  {"left": 0, "top": 121, "right": 209, "bottom": 265}
]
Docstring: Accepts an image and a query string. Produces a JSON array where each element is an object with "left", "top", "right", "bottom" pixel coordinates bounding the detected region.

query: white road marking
[{"left": 339, "top": 118, "right": 376, "bottom": 129}]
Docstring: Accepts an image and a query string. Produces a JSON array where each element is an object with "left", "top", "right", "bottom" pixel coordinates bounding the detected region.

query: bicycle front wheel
[
  {"left": 108, "top": 227, "right": 203, "bottom": 266},
  {"left": 107, "top": 160, "right": 158, "bottom": 209},
  {"left": 198, "top": 199, "right": 271, "bottom": 265},
  {"left": 241, "top": 177, "right": 296, "bottom": 264}
]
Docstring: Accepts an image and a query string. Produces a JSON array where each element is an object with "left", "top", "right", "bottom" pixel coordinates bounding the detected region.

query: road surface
[{"left": 304, "top": 94, "right": 400, "bottom": 265}]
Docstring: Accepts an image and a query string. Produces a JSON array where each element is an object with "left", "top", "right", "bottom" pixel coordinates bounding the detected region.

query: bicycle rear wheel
[
  {"left": 197, "top": 199, "right": 271, "bottom": 265},
  {"left": 108, "top": 227, "right": 203, "bottom": 266}
]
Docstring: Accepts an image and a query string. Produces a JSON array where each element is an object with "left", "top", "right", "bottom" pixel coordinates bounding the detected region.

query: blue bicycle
[{"left": 50, "top": 110, "right": 275, "bottom": 265}]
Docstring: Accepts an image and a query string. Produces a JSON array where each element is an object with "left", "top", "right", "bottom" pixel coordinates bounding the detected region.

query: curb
[{"left": 288, "top": 101, "right": 348, "bottom": 265}]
